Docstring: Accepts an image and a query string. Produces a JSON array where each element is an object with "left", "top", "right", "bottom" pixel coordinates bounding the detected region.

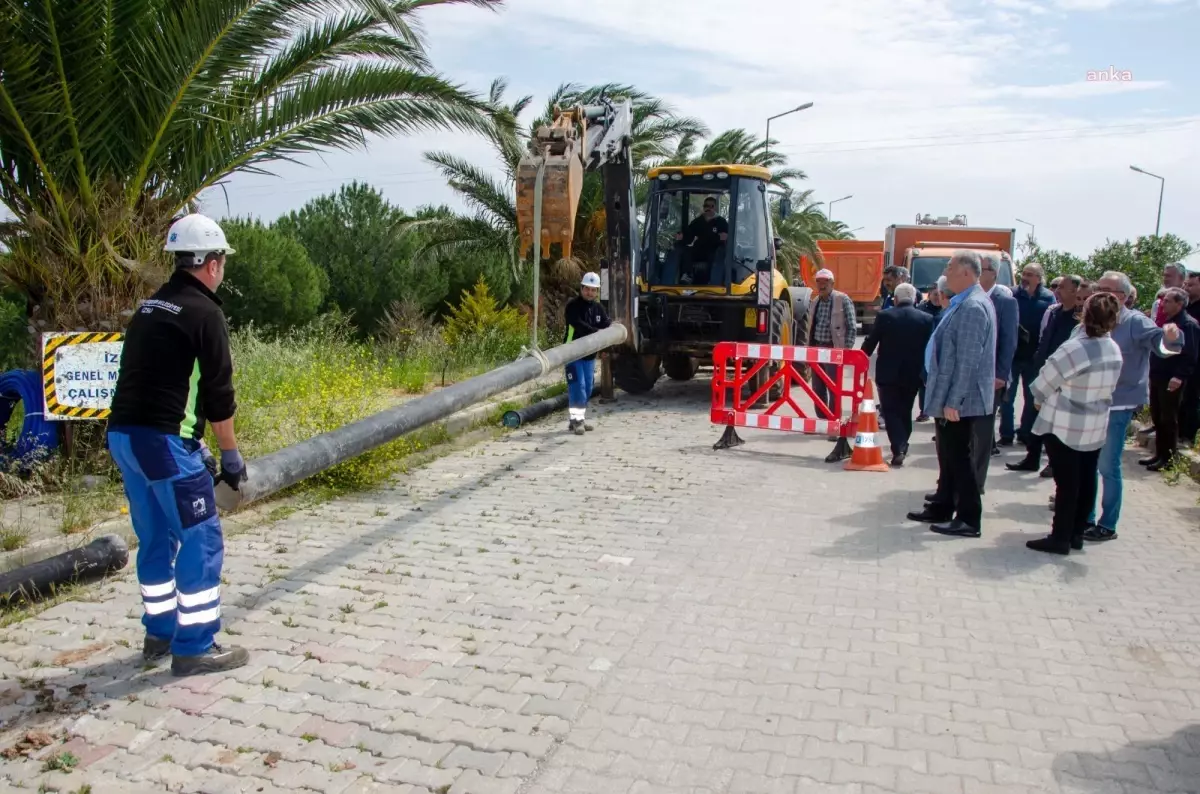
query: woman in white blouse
[{"left": 1026, "top": 292, "right": 1124, "bottom": 555}]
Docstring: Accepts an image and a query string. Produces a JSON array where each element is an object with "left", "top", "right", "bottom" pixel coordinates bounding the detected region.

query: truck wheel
[
  {"left": 663, "top": 354, "right": 700, "bottom": 381},
  {"left": 613, "top": 354, "right": 662, "bottom": 394}
]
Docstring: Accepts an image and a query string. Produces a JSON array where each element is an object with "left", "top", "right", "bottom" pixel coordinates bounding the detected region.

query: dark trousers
[
  {"left": 1044, "top": 434, "right": 1099, "bottom": 545},
  {"left": 878, "top": 383, "right": 919, "bottom": 456},
  {"left": 1180, "top": 380, "right": 1200, "bottom": 448},
  {"left": 1150, "top": 378, "right": 1184, "bottom": 461},
  {"left": 918, "top": 384, "right": 927, "bottom": 415},
  {"left": 1000, "top": 358, "right": 1039, "bottom": 442},
  {"left": 933, "top": 416, "right": 983, "bottom": 528},
  {"left": 811, "top": 359, "right": 839, "bottom": 417},
  {"left": 970, "top": 406, "right": 995, "bottom": 493}
]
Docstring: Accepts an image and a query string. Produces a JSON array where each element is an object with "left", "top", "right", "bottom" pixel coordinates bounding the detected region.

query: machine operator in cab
[
  {"left": 106, "top": 213, "right": 249, "bottom": 678},
  {"left": 676, "top": 195, "right": 728, "bottom": 284}
]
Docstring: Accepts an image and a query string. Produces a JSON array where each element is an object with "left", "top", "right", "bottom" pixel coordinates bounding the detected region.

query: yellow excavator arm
[
  {"left": 515, "top": 98, "right": 634, "bottom": 263},
  {"left": 515, "top": 106, "right": 585, "bottom": 261}
]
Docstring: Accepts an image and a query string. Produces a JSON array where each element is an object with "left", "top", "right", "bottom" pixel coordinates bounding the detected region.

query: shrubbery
[{"left": 220, "top": 218, "right": 326, "bottom": 332}]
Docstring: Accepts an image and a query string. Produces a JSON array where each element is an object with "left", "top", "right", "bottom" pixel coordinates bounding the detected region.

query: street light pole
[
  {"left": 765, "top": 102, "right": 813, "bottom": 160},
  {"left": 827, "top": 194, "right": 852, "bottom": 221},
  {"left": 1130, "top": 165, "right": 1165, "bottom": 236},
  {"left": 1015, "top": 218, "right": 1035, "bottom": 240}
]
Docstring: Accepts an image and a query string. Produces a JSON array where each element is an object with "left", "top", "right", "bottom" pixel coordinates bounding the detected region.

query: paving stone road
[{"left": 2, "top": 377, "right": 1200, "bottom": 793}]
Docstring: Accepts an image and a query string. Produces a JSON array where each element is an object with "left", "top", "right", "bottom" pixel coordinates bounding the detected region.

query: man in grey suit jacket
[{"left": 911, "top": 250, "right": 997, "bottom": 537}]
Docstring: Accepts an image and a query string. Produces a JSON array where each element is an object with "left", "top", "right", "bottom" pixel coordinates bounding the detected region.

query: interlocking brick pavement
[{"left": 2, "top": 378, "right": 1200, "bottom": 793}]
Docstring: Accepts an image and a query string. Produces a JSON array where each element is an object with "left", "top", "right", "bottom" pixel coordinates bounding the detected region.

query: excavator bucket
[{"left": 516, "top": 107, "right": 584, "bottom": 261}]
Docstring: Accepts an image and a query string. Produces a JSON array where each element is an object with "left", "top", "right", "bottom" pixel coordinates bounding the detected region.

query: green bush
[
  {"left": 0, "top": 288, "right": 29, "bottom": 372},
  {"left": 443, "top": 278, "right": 527, "bottom": 363},
  {"left": 219, "top": 218, "right": 326, "bottom": 332}
]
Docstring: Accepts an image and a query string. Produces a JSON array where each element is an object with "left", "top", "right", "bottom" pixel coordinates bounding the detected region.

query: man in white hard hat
[
  {"left": 107, "top": 212, "right": 249, "bottom": 677},
  {"left": 563, "top": 272, "right": 611, "bottom": 435}
]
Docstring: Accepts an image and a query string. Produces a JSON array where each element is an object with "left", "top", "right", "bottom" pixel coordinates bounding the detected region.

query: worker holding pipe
[
  {"left": 106, "top": 213, "right": 249, "bottom": 677},
  {"left": 564, "top": 272, "right": 611, "bottom": 435}
]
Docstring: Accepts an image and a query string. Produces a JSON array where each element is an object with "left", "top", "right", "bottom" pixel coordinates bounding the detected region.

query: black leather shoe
[
  {"left": 908, "top": 507, "right": 953, "bottom": 523},
  {"left": 1040, "top": 465, "right": 1053, "bottom": 478},
  {"left": 924, "top": 491, "right": 940, "bottom": 502},
  {"left": 930, "top": 520, "right": 981, "bottom": 537},
  {"left": 1026, "top": 536, "right": 1069, "bottom": 555},
  {"left": 1071, "top": 534, "right": 1085, "bottom": 551},
  {"left": 143, "top": 635, "right": 171, "bottom": 661},
  {"left": 1138, "top": 455, "right": 1160, "bottom": 466},
  {"left": 172, "top": 643, "right": 250, "bottom": 677},
  {"left": 1146, "top": 459, "right": 1170, "bottom": 472},
  {"left": 890, "top": 453, "right": 905, "bottom": 467},
  {"left": 1006, "top": 458, "right": 1039, "bottom": 472}
]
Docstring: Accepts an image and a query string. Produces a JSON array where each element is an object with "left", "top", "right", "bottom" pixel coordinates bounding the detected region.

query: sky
[{"left": 207, "top": 0, "right": 1200, "bottom": 259}]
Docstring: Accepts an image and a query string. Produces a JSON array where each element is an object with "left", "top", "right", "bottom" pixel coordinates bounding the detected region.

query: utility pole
[
  {"left": 1130, "top": 165, "right": 1165, "bottom": 236},
  {"left": 826, "top": 195, "right": 852, "bottom": 221}
]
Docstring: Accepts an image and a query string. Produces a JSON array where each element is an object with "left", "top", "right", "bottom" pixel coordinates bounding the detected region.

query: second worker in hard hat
[
  {"left": 563, "top": 272, "right": 611, "bottom": 435},
  {"left": 106, "top": 212, "right": 249, "bottom": 677}
]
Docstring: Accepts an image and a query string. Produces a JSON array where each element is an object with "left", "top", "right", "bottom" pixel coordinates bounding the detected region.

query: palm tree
[
  {"left": 770, "top": 188, "right": 856, "bottom": 281},
  {"left": 667, "top": 128, "right": 804, "bottom": 186},
  {"left": 0, "top": 0, "right": 503, "bottom": 332},
  {"left": 407, "top": 78, "right": 531, "bottom": 289}
]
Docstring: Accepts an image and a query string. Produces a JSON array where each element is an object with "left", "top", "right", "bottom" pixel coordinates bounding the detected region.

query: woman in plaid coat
[{"left": 1026, "top": 293, "right": 1124, "bottom": 555}]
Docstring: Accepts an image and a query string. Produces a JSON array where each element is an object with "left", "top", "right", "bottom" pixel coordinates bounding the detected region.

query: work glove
[
  {"left": 199, "top": 443, "right": 219, "bottom": 482},
  {"left": 218, "top": 448, "right": 247, "bottom": 491}
]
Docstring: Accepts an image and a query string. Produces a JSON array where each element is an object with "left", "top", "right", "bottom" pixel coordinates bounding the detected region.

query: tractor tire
[
  {"left": 789, "top": 287, "right": 812, "bottom": 347},
  {"left": 663, "top": 354, "right": 700, "bottom": 382},
  {"left": 613, "top": 353, "right": 662, "bottom": 395},
  {"left": 767, "top": 299, "right": 795, "bottom": 402}
]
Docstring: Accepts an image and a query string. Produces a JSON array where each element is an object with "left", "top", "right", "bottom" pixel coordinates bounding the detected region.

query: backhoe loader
[{"left": 516, "top": 97, "right": 810, "bottom": 395}]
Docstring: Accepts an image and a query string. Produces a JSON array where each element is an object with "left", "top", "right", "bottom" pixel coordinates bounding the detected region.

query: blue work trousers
[
  {"left": 565, "top": 359, "right": 595, "bottom": 421},
  {"left": 107, "top": 427, "right": 224, "bottom": 657}
]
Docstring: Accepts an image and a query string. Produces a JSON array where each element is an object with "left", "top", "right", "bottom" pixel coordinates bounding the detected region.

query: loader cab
[{"left": 642, "top": 165, "right": 774, "bottom": 295}]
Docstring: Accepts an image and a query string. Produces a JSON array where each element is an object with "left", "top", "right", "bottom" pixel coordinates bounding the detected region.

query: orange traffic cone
[{"left": 844, "top": 381, "right": 890, "bottom": 472}]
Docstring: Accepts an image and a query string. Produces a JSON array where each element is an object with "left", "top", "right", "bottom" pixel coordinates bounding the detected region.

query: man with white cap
[
  {"left": 563, "top": 272, "right": 611, "bottom": 435},
  {"left": 805, "top": 268, "right": 857, "bottom": 460}
]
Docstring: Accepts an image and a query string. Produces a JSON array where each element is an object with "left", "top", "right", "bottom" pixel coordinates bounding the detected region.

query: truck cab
[{"left": 906, "top": 245, "right": 1014, "bottom": 293}]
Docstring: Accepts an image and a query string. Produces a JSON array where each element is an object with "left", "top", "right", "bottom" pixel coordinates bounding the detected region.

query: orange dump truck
[
  {"left": 799, "top": 239, "right": 886, "bottom": 331},
  {"left": 885, "top": 215, "right": 1016, "bottom": 293}
]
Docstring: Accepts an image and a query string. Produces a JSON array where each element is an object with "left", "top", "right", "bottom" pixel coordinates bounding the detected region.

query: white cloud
[{"left": 217, "top": 0, "right": 1199, "bottom": 257}]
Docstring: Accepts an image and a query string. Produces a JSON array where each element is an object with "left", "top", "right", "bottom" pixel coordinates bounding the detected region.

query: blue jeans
[
  {"left": 1085, "top": 409, "right": 1136, "bottom": 532},
  {"left": 108, "top": 427, "right": 225, "bottom": 657},
  {"left": 1000, "top": 358, "right": 1039, "bottom": 441},
  {"left": 565, "top": 359, "right": 595, "bottom": 421}
]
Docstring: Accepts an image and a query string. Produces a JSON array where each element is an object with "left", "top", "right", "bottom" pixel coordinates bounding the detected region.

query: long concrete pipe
[{"left": 215, "top": 324, "right": 628, "bottom": 512}]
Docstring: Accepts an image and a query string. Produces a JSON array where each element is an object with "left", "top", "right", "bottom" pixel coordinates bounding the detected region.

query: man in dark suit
[
  {"left": 862, "top": 283, "right": 934, "bottom": 466},
  {"left": 978, "top": 251, "right": 1018, "bottom": 474},
  {"left": 907, "top": 250, "right": 997, "bottom": 538}
]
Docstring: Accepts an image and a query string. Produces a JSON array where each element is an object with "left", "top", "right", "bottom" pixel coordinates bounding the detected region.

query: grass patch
[{"left": 0, "top": 520, "right": 29, "bottom": 551}]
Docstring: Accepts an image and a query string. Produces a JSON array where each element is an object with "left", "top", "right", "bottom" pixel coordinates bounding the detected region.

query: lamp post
[
  {"left": 1015, "top": 218, "right": 1035, "bottom": 239},
  {"left": 765, "top": 102, "right": 813, "bottom": 160},
  {"left": 1129, "top": 165, "right": 1165, "bottom": 236},
  {"left": 825, "top": 195, "right": 852, "bottom": 220}
]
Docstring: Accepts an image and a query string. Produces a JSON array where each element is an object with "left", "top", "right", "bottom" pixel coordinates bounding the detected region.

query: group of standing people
[{"left": 866, "top": 251, "right": 1191, "bottom": 554}]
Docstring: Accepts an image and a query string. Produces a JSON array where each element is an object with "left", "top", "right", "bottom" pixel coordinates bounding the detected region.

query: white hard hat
[
  {"left": 815, "top": 268, "right": 835, "bottom": 281},
  {"left": 581, "top": 272, "right": 601, "bottom": 288},
  {"left": 164, "top": 213, "right": 235, "bottom": 264}
]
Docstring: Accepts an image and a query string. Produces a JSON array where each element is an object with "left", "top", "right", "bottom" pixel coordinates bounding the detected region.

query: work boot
[
  {"left": 583, "top": 422, "right": 594, "bottom": 432},
  {"left": 143, "top": 635, "right": 171, "bottom": 661},
  {"left": 573, "top": 422, "right": 585, "bottom": 436},
  {"left": 172, "top": 643, "right": 249, "bottom": 677},
  {"left": 567, "top": 420, "right": 579, "bottom": 434}
]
